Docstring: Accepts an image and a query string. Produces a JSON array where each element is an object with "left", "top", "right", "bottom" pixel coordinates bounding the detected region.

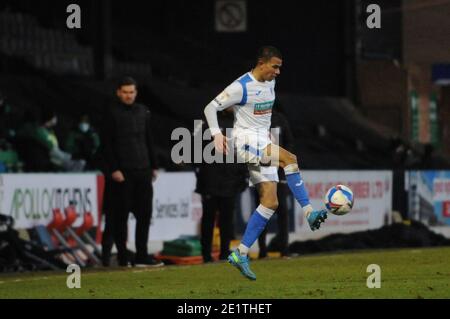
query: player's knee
[
  {"left": 269, "top": 200, "right": 279, "bottom": 211},
  {"left": 285, "top": 152, "right": 297, "bottom": 165},
  {"left": 261, "top": 198, "right": 278, "bottom": 211}
]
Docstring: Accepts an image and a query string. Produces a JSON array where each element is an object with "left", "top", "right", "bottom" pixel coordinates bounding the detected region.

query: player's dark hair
[
  {"left": 117, "top": 76, "right": 137, "bottom": 90},
  {"left": 256, "top": 46, "right": 282, "bottom": 64}
]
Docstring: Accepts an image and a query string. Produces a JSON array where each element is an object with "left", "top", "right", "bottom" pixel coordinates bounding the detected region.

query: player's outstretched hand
[{"left": 213, "top": 133, "right": 229, "bottom": 154}]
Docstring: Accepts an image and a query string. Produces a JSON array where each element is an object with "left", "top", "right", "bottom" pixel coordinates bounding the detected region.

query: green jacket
[
  {"left": 18, "top": 123, "right": 58, "bottom": 151},
  {"left": 64, "top": 129, "right": 100, "bottom": 160}
]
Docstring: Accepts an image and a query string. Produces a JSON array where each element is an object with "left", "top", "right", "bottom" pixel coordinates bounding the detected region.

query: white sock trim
[
  {"left": 256, "top": 204, "right": 275, "bottom": 220},
  {"left": 303, "top": 204, "right": 313, "bottom": 217},
  {"left": 238, "top": 244, "right": 249, "bottom": 255},
  {"left": 284, "top": 163, "right": 299, "bottom": 175}
]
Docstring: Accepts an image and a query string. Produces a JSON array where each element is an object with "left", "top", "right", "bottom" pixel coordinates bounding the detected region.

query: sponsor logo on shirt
[{"left": 253, "top": 100, "right": 274, "bottom": 115}]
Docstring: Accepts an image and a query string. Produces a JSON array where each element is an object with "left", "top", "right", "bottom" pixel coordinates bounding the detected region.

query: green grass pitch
[{"left": 0, "top": 247, "right": 449, "bottom": 298}]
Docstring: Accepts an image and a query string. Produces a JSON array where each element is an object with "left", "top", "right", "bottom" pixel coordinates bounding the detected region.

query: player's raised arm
[{"left": 203, "top": 82, "right": 242, "bottom": 154}]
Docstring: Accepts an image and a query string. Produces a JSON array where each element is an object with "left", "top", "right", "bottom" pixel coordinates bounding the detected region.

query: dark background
[{"left": 1, "top": 0, "right": 447, "bottom": 172}]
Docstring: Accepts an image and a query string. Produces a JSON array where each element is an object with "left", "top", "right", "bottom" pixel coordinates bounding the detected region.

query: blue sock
[
  {"left": 241, "top": 206, "right": 274, "bottom": 248},
  {"left": 284, "top": 165, "right": 311, "bottom": 207}
]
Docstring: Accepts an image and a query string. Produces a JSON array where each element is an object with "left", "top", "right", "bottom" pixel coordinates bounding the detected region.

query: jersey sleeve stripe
[{"left": 237, "top": 73, "right": 253, "bottom": 106}]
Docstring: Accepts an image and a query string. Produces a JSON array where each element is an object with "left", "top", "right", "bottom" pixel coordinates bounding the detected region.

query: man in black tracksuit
[{"left": 103, "top": 77, "right": 162, "bottom": 267}]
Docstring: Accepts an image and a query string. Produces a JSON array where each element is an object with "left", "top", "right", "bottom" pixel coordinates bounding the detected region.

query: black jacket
[
  {"left": 195, "top": 112, "right": 248, "bottom": 197},
  {"left": 102, "top": 100, "right": 158, "bottom": 173}
]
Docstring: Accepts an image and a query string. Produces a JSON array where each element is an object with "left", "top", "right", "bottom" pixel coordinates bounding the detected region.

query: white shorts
[
  {"left": 232, "top": 128, "right": 279, "bottom": 185},
  {"left": 233, "top": 128, "right": 271, "bottom": 165},
  {"left": 248, "top": 165, "right": 279, "bottom": 186}
]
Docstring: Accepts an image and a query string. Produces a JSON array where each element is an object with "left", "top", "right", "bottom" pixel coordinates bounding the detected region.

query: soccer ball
[{"left": 324, "top": 185, "right": 354, "bottom": 216}]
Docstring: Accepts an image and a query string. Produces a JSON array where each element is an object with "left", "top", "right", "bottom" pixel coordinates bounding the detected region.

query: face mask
[{"left": 79, "top": 123, "right": 90, "bottom": 133}]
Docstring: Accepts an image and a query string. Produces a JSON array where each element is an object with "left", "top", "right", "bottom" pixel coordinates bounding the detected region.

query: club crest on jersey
[{"left": 253, "top": 100, "right": 274, "bottom": 115}]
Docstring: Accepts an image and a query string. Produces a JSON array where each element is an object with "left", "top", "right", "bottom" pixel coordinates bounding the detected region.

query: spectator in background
[
  {"left": 103, "top": 76, "right": 162, "bottom": 267},
  {"left": 195, "top": 111, "right": 248, "bottom": 263},
  {"left": 16, "top": 107, "right": 85, "bottom": 172},
  {"left": 64, "top": 114, "right": 100, "bottom": 170},
  {"left": 0, "top": 91, "right": 22, "bottom": 144},
  {"left": 0, "top": 92, "right": 24, "bottom": 172}
]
